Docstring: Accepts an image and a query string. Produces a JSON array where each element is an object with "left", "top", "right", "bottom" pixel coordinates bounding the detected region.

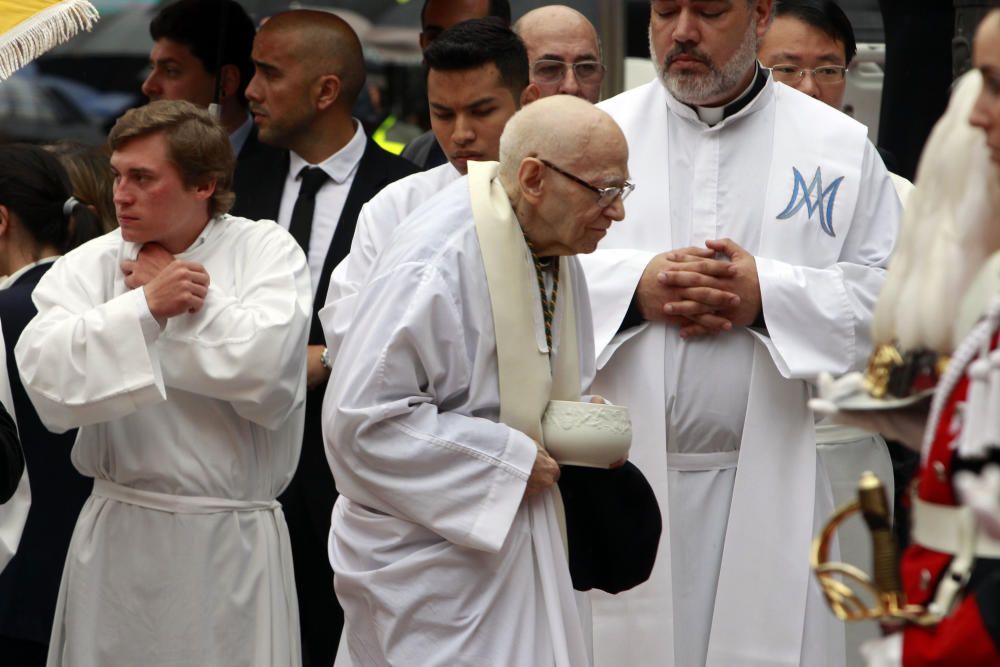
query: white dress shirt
[{"left": 277, "top": 121, "right": 366, "bottom": 297}]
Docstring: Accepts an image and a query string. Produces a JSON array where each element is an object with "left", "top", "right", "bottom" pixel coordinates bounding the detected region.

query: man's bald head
[
  {"left": 500, "top": 95, "right": 623, "bottom": 184},
  {"left": 500, "top": 95, "right": 629, "bottom": 256},
  {"left": 514, "top": 5, "right": 604, "bottom": 103},
  {"left": 259, "top": 10, "right": 366, "bottom": 108},
  {"left": 247, "top": 10, "right": 366, "bottom": 160}
]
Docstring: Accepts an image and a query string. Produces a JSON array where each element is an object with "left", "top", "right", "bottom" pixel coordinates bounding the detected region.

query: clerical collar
[{"left": 693, "top": 62, "right": 768, "bottom": 126}]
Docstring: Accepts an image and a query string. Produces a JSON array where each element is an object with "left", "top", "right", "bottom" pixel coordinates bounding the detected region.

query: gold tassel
[{"left": 0, "top": 0, "right": 100, "bottom": 80}]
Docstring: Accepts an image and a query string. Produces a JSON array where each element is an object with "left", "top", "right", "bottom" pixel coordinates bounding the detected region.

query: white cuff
[
  {"left": 859, "top": 633, "right": 902, "bottom": 667},
  {"left": 133, "top": 288, "right": 164, "bottom": 343}
]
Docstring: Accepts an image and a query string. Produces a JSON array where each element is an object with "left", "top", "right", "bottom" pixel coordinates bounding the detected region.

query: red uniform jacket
[{"left": 900, "top": 335, "right": 1000, "bottom": 666}]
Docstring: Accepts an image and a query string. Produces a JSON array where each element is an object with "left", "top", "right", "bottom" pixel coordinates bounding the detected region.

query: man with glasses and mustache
[
  {"left": 515, "top": 5, "right": 605, "bottom": 104},
  {"left": 581, "top": 1, "right": 901, "bottom": 666}
]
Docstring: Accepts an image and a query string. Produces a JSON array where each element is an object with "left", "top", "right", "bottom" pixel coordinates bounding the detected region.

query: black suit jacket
[
  {"left": 0, "top": 262, "right": 92, "bottom": 645},
  {"left": 236, "top": 136, "right": 416, "bottom": 667},
  {"left": 230, "top": 137, "right": 418, "bottom": 341},
  {"left": 229, "top": 124, "right": 286, "bottom": 221},
  {"left": 0, "top": 400, "right": 20, "bottom": 505}
]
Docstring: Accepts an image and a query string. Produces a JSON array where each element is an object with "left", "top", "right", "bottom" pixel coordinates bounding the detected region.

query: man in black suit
[
  {"left": 242, "top": 10, "right": 417, "bottom": 666},
  {"left": 142, "top": 0, "right": 282, "bottom": 217}
]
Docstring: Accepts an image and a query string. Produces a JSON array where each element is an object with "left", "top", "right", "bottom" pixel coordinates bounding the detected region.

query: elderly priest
[{"left": 323, "top": 95, "right": 631, "bottom": 667}]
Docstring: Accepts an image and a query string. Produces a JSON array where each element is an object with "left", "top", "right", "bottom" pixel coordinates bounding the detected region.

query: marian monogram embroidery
[{"left": 775, "top": 167, "right": 844, "bottom": 238}]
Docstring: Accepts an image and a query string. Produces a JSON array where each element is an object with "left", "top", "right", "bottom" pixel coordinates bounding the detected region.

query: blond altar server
[
  {"left": 324, "top": 95, "right": 631, "bottom": 666},
  {"left": 582, "top": 2, "right": 901, "bottom": 666},
  {"left": 15, "top": 101, "right": 311, "bottom": 667}
]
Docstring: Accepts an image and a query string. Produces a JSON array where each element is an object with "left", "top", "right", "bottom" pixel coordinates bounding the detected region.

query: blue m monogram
[{"left": 775, "top": 167, "right": 844, "bottom": 238}]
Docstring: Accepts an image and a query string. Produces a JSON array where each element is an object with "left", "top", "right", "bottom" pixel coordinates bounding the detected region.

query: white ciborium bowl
[{"left": 541, "top": 399, "right": 632, "bottom": 468}]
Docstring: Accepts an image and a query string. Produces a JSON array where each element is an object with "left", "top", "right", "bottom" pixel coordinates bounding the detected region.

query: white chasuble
[
  {"left": 582, "top": 78, "right": 900, "bottom": 667},
  {"left": 15, "top": 216, "right": 311, "bottom": 667},
  {"left": 325, "top": 162, "right": 591, "bottom": 667}
]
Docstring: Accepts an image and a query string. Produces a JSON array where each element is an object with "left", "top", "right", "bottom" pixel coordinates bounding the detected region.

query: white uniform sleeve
[
  {"left": 756, "top": 141, "right": 899, "bottom": 378},
  {"left": 576, "top": 248, "right": 655, "bottom": 368},
  {"left": 325, "top": 262, "right": 537, "bottom": 553},
  {"left": 319, "top": 196, "right": 387, "bottom": 363},
  {"left": 16, "top": 256, "right": 168, "bottom": 433},
  {"left": 157, "top": 228, "right": 311, "bottom": 430}
]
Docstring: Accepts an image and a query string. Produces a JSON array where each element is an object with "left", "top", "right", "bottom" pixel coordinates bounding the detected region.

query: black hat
[{"left": 558, "top": 461, "right": 662, "bottom": 594}]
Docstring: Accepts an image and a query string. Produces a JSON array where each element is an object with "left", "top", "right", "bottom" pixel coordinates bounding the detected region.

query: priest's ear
[
  {"left": 517, "top": 157, "right": 546, "bottom": 206},
  {"left": 520, "top": 83, "right": 542, "bottom": 107}
]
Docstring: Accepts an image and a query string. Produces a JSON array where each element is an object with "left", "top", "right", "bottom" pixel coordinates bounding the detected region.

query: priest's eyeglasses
[
  {"left": 768, "top": 64, "right": 847, "bottom": 85},
  {"left": 539, "top": 159, "right": 635, "bottom": 208},
  {"left": 531, "top": 59, "right": 606, "bottom": 84}
]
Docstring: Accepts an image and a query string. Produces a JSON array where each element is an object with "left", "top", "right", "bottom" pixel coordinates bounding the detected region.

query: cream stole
[
  {"left": 469, "top": 161, "right": 590, "bottom": 667},
  {"left": 468, "top": 160, "right": 580, "bottom": 443}
]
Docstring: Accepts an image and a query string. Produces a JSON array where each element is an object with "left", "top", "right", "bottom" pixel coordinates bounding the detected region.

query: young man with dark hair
[
  {"left": 143, "top": 0, "right": 282, "bottom": 219},
  {"left": 323, "top": 17, "right": 534, "bottom": 365},
  {"left": 403, "top": 0, "right": 513, "bottom": 169}
]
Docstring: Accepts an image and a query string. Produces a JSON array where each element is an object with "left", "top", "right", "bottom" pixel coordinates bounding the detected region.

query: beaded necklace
[{"left": 524, "top": 238, "right": 559, "bottom": 350}]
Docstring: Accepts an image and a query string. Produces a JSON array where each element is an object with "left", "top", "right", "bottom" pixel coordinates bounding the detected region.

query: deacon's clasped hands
[{"left": 639, "top": 238, "right": 762, "bottom": 338}]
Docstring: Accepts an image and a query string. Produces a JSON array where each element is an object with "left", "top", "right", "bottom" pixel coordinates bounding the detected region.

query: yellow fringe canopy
[{"left": 0, "top": 0, "right": 99, "bottom": 80}]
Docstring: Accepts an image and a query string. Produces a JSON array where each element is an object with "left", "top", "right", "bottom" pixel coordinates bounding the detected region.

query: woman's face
[{"left": 970, "top": 11, "right": 1000, "bottom": 165}]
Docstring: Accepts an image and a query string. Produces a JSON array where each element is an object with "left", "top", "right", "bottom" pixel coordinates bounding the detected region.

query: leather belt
[{"left": 912, "top": 496, "right": 1000, "bottom": 558}]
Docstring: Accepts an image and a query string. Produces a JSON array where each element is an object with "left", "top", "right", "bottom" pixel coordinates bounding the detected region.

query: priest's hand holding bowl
[{"left": 524, "top": 444, "right": 560, "bottom": 498}]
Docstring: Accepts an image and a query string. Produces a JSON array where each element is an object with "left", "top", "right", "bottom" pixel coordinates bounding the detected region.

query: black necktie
[{"left": 287, "top": 166, "right": 329, "bottom": 253}]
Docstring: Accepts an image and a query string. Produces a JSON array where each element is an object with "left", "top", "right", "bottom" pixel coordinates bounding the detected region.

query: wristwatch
[{"left": 320, "top": 347, "right": 332, "bottom": 370}]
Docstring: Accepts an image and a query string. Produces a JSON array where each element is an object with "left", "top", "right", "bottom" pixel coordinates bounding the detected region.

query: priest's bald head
[{"left": 499, "top": 94, "right": 630, "bottom": 256}]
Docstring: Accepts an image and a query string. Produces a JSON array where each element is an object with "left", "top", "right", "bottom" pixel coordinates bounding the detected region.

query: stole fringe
[{"left": 0, "top": 0, "right": 100, "bottom": 80}]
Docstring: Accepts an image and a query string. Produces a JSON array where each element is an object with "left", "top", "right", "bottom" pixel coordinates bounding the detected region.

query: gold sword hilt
[
  {"left": 857, "top": 471, "right": 903, "bottom": 597},
  {"left": 812, "top": 471, "right": 939, "bottom": 626}
]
